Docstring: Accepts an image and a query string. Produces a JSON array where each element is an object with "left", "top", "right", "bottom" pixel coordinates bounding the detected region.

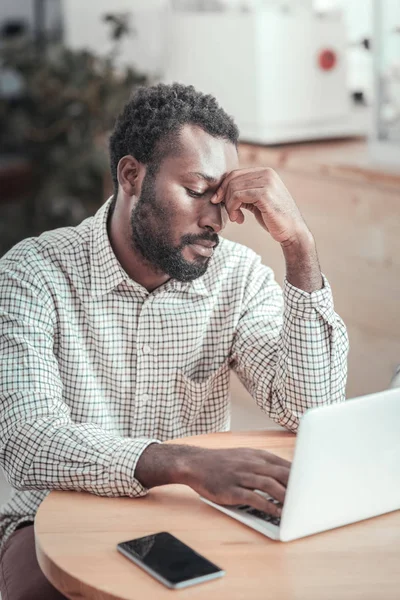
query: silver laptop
[{"left": 201, "top": 387, "right": 400, "bottom": 541}]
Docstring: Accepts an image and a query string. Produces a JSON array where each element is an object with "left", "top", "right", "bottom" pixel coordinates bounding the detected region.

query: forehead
[{"left": 160, "top": 123, "right": 239, "bottom": 181}]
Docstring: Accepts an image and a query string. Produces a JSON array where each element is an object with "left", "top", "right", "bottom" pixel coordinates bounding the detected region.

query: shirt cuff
[
  {"left": 284, "top": 274, "right": 336, "bottom": 324},
  {"left": 111, "top": 437, "right": 162, "bottom": 497}
]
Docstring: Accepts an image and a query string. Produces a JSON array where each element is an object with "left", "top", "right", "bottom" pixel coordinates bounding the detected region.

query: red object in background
[{"left": 318, "top": 49, "right": 337, "bottom": 71}]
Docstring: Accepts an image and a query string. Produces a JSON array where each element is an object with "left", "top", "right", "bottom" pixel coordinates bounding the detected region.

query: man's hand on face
[
  {"left": 211, "top": 167, "right": 309, "bottom": 248},
  {"left": 211, "top": 167, "right": 323, "bottom": 292}
]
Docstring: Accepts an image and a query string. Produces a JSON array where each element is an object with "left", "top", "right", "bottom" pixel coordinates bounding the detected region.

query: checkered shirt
[{"left": 0, "top": 198, "right": 348, "bottom": 554}]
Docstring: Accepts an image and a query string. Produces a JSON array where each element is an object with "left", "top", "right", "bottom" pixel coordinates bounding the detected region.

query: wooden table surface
[{"left": 35, "top": 430, "right": 400, "bottom": 600}]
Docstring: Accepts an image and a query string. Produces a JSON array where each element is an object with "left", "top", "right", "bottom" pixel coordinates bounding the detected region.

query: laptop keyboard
[{"left": 236, "top": 496, "right": 282, "bottom": 527}]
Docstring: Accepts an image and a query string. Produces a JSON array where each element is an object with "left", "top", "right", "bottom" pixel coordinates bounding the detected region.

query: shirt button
[
  {"left": 142, "top": 393, "right": 151, "bottom": 402},
  {"left": 142, "top": 344, "right": 152, "bottom": 355}
]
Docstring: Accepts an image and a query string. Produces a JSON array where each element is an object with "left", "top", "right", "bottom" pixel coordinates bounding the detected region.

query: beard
[{"left": 130, "top": 170, "right": 219, "bottom": 282}]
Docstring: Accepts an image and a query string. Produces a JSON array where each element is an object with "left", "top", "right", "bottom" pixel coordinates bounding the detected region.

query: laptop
[{"left": 200, "top": 387, "right": 400, "bottom": 541}]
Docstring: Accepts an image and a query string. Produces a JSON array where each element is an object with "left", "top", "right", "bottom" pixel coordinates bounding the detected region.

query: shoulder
[
  {"left": 208, "top": 237, "right": 275, "bottom": 283},
  {"left": 200, "top": 237, "right": 279, "bottom": 305},
  {"left": 0, "top": 216, "right": 93, "bottom": 291}
]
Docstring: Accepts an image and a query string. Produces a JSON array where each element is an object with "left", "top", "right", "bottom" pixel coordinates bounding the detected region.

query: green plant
[{"left": 0, "top": 12, "right": 147, "bottom": 233}]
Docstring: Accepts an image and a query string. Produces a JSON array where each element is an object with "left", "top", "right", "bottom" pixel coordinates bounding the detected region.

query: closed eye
[{"left": 185, "top": 188, "right": 205, "bottom": 198}]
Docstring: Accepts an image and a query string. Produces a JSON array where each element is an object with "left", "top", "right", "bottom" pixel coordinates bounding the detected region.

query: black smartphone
[{"left": 117, "top": 531, "right": 225, "bottom": 589}]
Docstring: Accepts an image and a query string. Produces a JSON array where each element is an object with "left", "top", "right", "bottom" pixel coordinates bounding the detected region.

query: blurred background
[{"left": 0, "top": 0, "right": 400, "bottom": 501}]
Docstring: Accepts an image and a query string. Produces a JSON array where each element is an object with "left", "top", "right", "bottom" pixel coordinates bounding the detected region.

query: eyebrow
[{"left": 187, "top": 171, "right": 224, "bottom": 184}]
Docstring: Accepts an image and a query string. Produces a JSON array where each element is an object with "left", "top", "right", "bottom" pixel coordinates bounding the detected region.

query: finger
[
  {"left": 235, "top": 489, "right": 282, "bottom": 518},
  {"left": 211, "top": 167, "right": 273, "bottom": 204},
  {"left": 231, "top": 208, "right": 245, "bottom": 225},
  {"left": 249, "top": 462, "right": 290, "bottom": 488},
  {"left": 210, "top": 171, "right": 237, "bottom": 204},
  {"left": 260, "top": 450, "right": 292, "bottom": 469},
  {"left": 241, "top": 448, "right": 291, "bottom": 469},
  {"left": 225, "top": 189, "right": 262, "bottom": 223},
  {"left": 239, "top": 474, "right": 286, "bottom": 504},
  {"left": 272, "top": 465, "right": 290, "bottom": 487},
  {"left": 211, "top": 169, "right": 264, "bottom": 204}
]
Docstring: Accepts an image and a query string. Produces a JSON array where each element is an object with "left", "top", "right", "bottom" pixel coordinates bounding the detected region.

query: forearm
[
  {"left": 236, "top": 274, "right": 348, "bottom": 432},
  {"left": 135, "top": 442, "right": 204, "bottom": 489},
  {"left": 281, "top": 229, "right": 323, "bottom": 293},
  {"left": 268, "top": 277, "right": 348, "bottom": 429},
  {"left": 136, "top": 443, "right": 290, "bottom": 518}
]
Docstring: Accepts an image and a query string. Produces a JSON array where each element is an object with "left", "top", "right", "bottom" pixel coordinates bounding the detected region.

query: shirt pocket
[{"left": 176, "top": 361, "right": 230, "bottom": 426}]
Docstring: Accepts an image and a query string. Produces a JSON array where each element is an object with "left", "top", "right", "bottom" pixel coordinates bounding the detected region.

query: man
[{"left": 0, "top": 83, "right": 348, "bottom": 599}]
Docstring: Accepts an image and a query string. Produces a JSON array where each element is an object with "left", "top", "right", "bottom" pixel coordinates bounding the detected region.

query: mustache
[{"left": 178, "top": 232, "right": 220, "bottom": 249}]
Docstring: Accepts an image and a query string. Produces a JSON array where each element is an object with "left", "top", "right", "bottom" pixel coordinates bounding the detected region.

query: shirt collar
[
  {"left": 90, "top": 198, "right": 129, "bottom": 298},
  {"left": 89, "top": 198, "right": 210, "bottom": 299},
  {"left": 171, "top": 278, "right": 209, "bottom": 297}
]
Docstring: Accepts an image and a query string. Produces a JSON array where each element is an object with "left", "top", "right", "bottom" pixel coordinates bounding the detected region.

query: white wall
[
  {"left": 60, "top": 0, "right": 379, "bottom": 93},
  {"left": 62, "top": 0, "right": 168, "bottom": 75}
]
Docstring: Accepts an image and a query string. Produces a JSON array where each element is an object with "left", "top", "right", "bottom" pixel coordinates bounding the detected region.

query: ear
[{"left": 117, "top": 155, "right": 142, "bottom": 197}]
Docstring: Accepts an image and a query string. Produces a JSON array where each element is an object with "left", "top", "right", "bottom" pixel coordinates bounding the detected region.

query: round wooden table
[{"left": 35, "top": 430, "right": 400, "bottom": 600}]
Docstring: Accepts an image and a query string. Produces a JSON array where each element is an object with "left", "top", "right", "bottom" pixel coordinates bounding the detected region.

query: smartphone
[{"left": 117, "top": 531, "right": 225, "bottom": 589}]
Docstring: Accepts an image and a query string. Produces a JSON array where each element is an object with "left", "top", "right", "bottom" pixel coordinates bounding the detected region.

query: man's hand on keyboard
[{"left": 182, "top": 447, "right": 290, "bottom": 517}]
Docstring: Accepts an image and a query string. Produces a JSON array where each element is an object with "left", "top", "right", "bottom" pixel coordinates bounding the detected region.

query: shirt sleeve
[
  {"left": 230, "top": 257, "right": 349, "bottom": 432},
  {"left": 0, "top": 258, "right": 159, "bottom": 497}
]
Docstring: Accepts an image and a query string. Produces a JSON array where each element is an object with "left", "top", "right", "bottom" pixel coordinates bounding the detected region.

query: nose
[{"left": 198, "top": 201, "right": 227, "bottom": 234}]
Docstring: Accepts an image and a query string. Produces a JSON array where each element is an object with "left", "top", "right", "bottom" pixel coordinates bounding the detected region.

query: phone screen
[{"left": 117, "top": 531, "right": 224, "bottom": 588}]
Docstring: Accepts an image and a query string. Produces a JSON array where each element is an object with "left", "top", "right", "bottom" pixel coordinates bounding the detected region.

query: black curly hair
[{"left": 109, "top": 82, "right": 239, "bottom": 204}]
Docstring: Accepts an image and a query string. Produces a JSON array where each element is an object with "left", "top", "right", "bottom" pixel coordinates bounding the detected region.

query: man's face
[{"left": 130, "top": 124, "right": 239, "bottom": 281}]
